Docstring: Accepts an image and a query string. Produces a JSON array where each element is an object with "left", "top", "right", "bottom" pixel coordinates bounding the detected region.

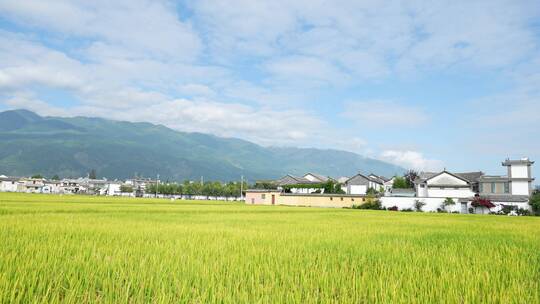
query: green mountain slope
[{"left": 0, "top": 110, "right": 405, "bottom": 180}]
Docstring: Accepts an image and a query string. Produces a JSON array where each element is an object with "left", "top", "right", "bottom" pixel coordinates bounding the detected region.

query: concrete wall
[
  {"left": 380, "top": 196, "right": 530, "bottom": 213},
  {"left": 511, "top": 181, "right": 530, "bottom": 195},
  {"left": 510, "top": 164, "right": 528, "bottom": 178},
  {"left": 245, "top": 191, "right": 366, "bottom": 208},
  {"left": 279, "top": 194, "right": 365, "bottom": 208},
  {"left": 425, "top": 188, "right": 475, "bottom": 198}
]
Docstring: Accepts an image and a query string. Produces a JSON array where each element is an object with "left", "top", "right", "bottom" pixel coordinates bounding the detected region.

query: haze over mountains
[{"left": 0, "top": 110, "right": 404, "bottom": 181}]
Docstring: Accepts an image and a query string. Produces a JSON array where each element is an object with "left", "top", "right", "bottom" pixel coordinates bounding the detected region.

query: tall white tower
[{"left": 503, "top": 158, "right": 534, "bottom": 196}]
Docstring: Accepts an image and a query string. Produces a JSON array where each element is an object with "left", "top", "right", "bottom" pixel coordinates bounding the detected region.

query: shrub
[
  {"left": 388, "top": 206, "right": 398, "bottom": 211},
  {"left": 414, "top": 200, "right": 426, "bottom": 212},
  {"left": 366, "top": 187, "right": 379, "bottom": 196},
  {"left": 354, "top": 199, "right": 382, "bottom": 210},
  {"left": 529, "top": 193, "right": 540, "bottom": 216},
  {"left": 471, "top": 197, "right": 495, "bottom": 209},
  {"left": 517, "top": 208, "right": 531, "bottom": 216},
  {"left": 441, "top": 197, "right": 455, "bottom": 212},
  {"left": 501, "top": 205, "right": 517, "bottom": 215},
  {"left": 468, "top": 207, "right": 475, "bottom": 214},
  {"left": 401, "top": 208, "right": 413, "bottom": 212}
]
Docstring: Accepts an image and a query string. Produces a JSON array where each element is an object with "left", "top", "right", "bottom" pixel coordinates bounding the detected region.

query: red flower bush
[{"left": 471, "top": 197, "right": 495, "bottom": 209}]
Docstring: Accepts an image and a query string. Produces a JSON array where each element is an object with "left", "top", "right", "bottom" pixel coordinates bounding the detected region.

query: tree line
[{"left": 144, "top": 181, "right": 248, "bottom": 198}]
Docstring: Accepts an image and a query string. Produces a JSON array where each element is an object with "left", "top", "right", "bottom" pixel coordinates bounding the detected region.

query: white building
[
  {"left": 344, "top": 173, "right": 384, "bottom": 195},
  {"left": 0, "top": 177, "right": 20, "bottom": 192},
  {"left": 384, "top": 158, "right": 535, "bottom": 213},
  {"left": 275, "top": 174, "right": 324, "bottom": 194}
]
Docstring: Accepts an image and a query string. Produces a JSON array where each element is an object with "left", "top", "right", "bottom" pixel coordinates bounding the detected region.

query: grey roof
[
  {"left": 415, "top": 171, "right": 484, "bottom": 184},
  {"left": 459, "top": 194, "right": 529, "bottom": 203},
  {"left": 478, "top": 175, "right": 509, "bottom": 182},
  {"left": 454, "top": 172, "right": 484, "bottom": 183},
  {"left": 276, "top": 175, "right": 318, "bottom": 186},
  {"left": 0, "top": 177, "right": 20, "bottom": 182},
  {"left": 246, "top": 189, "right": 282, "bottom": 193},
  {"left": 483, "top": 194, "right": 529, "bottom": 203},
  {"left": 389, "top": 188, "right": 416, "bottom": 197},
  {"left": 368, "top": 173, "right": 389, "bottom": 183},
  {"left": 502, "top": 159, "right": 534, "bottom": 166},
  {"left": 414, "top": 172, "right": 438, "bottom": 184},
  {"left": 303, "top": 173, "right": 330, "bottom": 182},
  {"left": 345, "top": 173, "right": 371, "bottom": 185}
]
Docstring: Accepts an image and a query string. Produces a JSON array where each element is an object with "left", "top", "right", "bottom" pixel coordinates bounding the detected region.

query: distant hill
[{"left": 0, "top": 110, "right": 405, "bottom": 181}]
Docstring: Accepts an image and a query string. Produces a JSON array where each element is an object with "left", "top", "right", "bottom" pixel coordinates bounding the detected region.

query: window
[
  {"left": 504, "top": 182, "right": 509, "bottom": 193},
  {"left": 479, "top": 183, "right": 483, "bottom": 192},
  {"left": 340, "top": 197, "right": 344, "bottom": 201},
  {"left": 330, "top": 197, "right": 333, "bottom": 201},
  {"left": 261, "top": 194, "right": 266, "bottom": 199},
  {"left": 420, "top": 184, "right": 425, "bottom": 188},
  {"left": 491, "top": 182, "right": 496, "bottom": 193}
]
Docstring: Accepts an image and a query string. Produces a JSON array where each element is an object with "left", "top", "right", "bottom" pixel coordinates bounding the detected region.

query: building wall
[
  {"left": 424, "top": 188, "right": 474, "bottom": 198},
  {"left": 245, "top": 191, "right": 280, "bottom": 205},
  {"left": 511, "top": 181, "right": 530, "bottom": 195},
  {"left": 279, "top": 194, "right": 365, "bottom": 208},
  {"left": 381, "top": 197, "right": 456, "bottom": 212},
  {"left": 348, "top": 185, "right": 367, "bottom": 195},
  {"left": 416, "top": 184, "right": 427, "bottom": 197},
  {"left": 245, "top": 191, "right": 366, "bottom": 208},
  {"left": 380, "top": 196, "right": 530, "bottom": 213},
  {"left": 480, "top": 182, "right": 508, "bottom": 194},
  {"left": 510, "top": 164, "right": 529, "bottom": 178},
  {"left": 0, "top": 181, "right": 18, "bottom": 192}
]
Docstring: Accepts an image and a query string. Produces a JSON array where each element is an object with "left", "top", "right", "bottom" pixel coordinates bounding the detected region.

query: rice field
[{"left": 0, "top": 193, "right": 539, "bottom": 303}]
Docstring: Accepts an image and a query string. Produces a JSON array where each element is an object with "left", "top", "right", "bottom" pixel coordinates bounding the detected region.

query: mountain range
[{"left": 0, "top": 109, "right": 404, "bottom": 181}]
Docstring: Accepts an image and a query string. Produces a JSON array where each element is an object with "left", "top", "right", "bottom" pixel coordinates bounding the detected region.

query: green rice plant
[{"left": 0, "top": 192, "right": 539, "bottom": 303}]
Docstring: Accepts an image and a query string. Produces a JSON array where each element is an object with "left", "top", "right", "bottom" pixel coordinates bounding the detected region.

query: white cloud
[
  {"left": 0, "top": 0, "right": 201, "bottom": 61},
  {"left": 379, "top": 150, "right": 444, "bottom": 171},
  {"left": 342, "top": 100, "right": 428, "bottom": 127}
]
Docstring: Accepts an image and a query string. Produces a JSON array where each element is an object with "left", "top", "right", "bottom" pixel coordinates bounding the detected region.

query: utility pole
[
  {"left": 156, "top": 174, "right": 159, "bottom": 198},
  {"left": 240, "top": 175, "right": 244, "bottom": 200}
]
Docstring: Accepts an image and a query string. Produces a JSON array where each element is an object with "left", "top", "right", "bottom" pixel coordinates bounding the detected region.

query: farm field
[{"left": 0, "top": 193, "right": 539, "bottom": 303}]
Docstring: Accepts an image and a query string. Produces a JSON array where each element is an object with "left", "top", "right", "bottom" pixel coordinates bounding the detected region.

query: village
[
  {"left": 2, "top": 157, "right": 536, "bottom": 215},
  {"left": 246, "top": 158, "right": 537, "bottom": 214}
]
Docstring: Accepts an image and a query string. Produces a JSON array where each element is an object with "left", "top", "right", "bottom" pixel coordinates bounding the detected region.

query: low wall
[
  {"left": 280, "top": 193, "right": 365, "bottom": 208},
  {"left": 381, "top": 196, "right": 531, "bottom": 213},
  {"left": 245, "top": 191, "right": 366, "bottom": 208},
  {"left": 381, "top": 197, "right": 455, "bottom": 212}
]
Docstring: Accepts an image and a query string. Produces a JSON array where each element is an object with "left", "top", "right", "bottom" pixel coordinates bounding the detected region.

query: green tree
[
  {"left": 120, "top": 185, "right": 133, "bottom": 193},
  {"left": 89, "top": 169, "right": 97, "bottom": 179},
  {"left": 51, "top": 175, "right": 60, "bottom": 180},
  {"left": 353, "top": 194, "right": 382, "bottom": 210},
  {"left": 392, "top": 177, "right": 409, "bottom": 189},
  {"left": 414, "top": 200, "right": 426, "bottom": 212},
  {"left": 441, "top": 197, "right": 455, "bottom": 212},
  {"left": 31, "top": 174, "right": 43, "bottom": 179},
  {"left": 404, "top": 170, "right": 418, "bottom": 188},
  {"left": 530, "top": 193, "right": 540, "bottom": 216}
]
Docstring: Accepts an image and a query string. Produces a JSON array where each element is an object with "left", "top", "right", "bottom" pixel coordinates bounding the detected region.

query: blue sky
[{"left": 0, "top": 1, "right": 539, "bottom": 176}]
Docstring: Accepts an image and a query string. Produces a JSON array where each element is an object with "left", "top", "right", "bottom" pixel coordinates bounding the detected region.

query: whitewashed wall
[
  {"left": 511, "top": 181, "right": 530, "bottom": 195},
  {"left": 381, "top": 196, "right": 531, "bottom": 213},
  {"left": 510, "top": 165, "right": 528, "bottom": 178},
  {"left": 425, "top": 188, "right": 475, "bottom": 198},
  {"left": 381, "top": 197, "right": 457, "bottom": 212},
  {"left": 348, "top": 185, "right": 367, "bottom": 195}
]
